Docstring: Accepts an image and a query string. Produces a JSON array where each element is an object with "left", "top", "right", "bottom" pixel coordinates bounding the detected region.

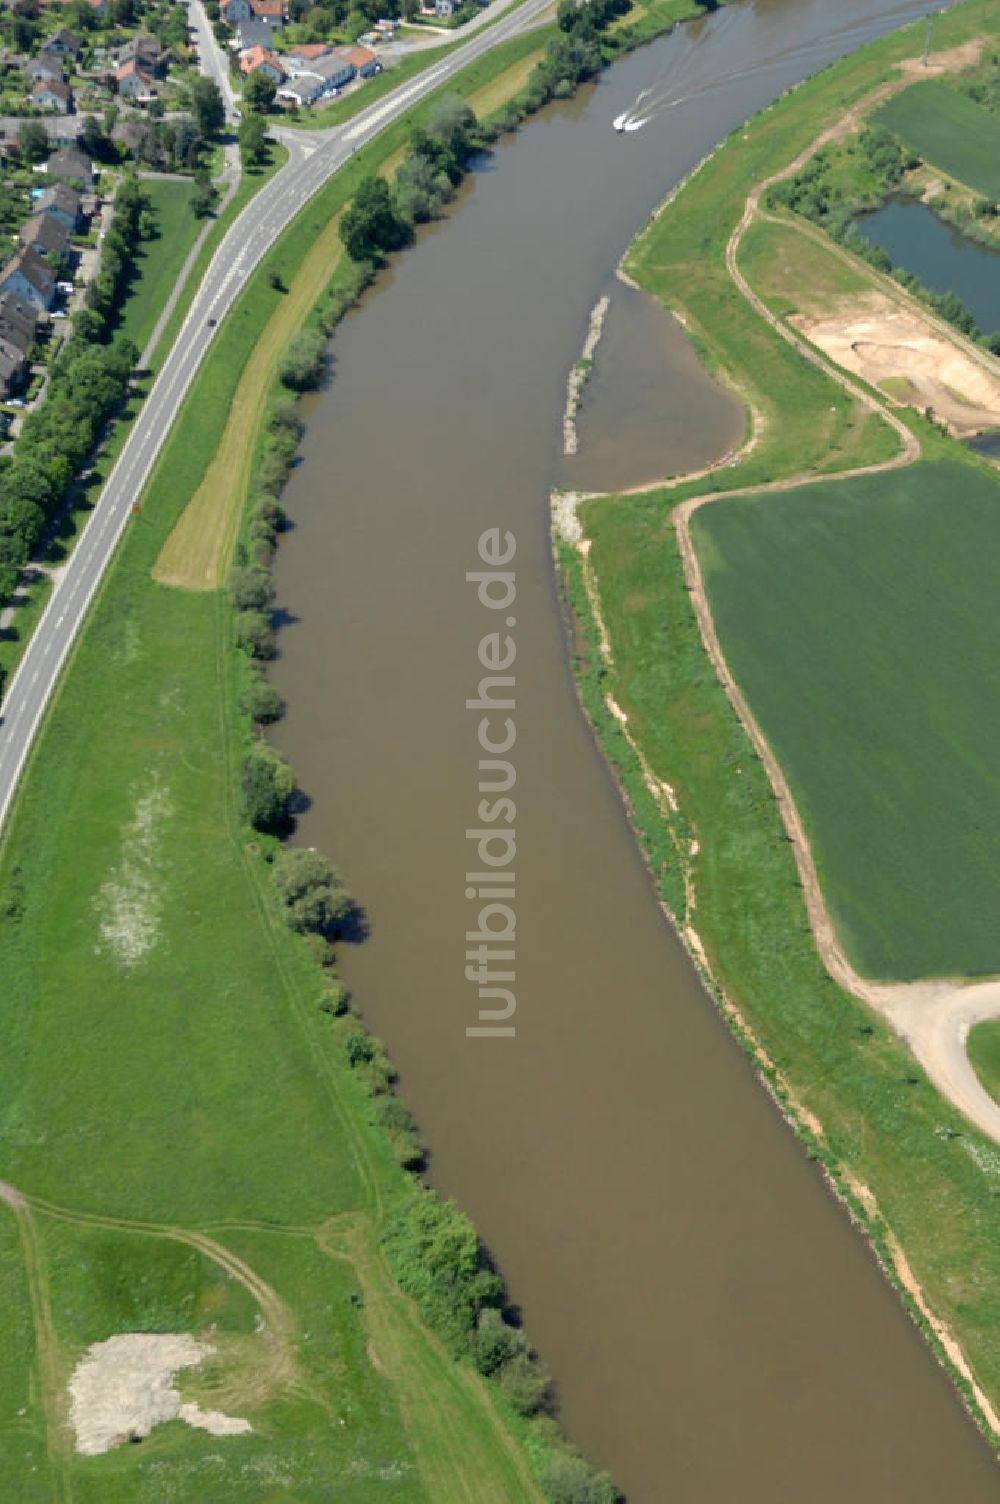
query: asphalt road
[{"left": 0, "top": 0, "right": 553, "bottom": 839}]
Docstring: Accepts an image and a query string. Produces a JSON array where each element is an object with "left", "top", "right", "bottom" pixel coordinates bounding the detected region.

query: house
[
  {"left": 34, "top": 181, "right": 82, "bottom": 231},
  {"left": 19, "top": 211, "right": 72, "bottom": 261},
  {"left": 333, "top": 45, "right": 379, "bottom": 79},
  {"left": 40, "top": 27, "right": 82, "bottom": 61},
  {"left": 111, "top": 117, "right": 149, "bottom": 155},
  {"left": 235, "top": 17, "right": 279, "bottom": 47},
  {"left": 0, "top": 290, "right": 39, "bottom": 353},
  {"left": 114, "top": 34, "right": 166, "bottom": 76},
  {"left": 30, "top": 78, "right": 73, "bottom": 112},
  {"left": 0, "top": 335, "right": 27, "bottom": 399},
  {"left": 43, "top": 145, "right": 93, "bottom": 184},
  {"left": 25, "top": 55, "right": 65, "bottom": 84},
  {"left": 0, "top": 247, "right": 55, "bottom": 311},
  {"left": 222, "top": 0, "right": 283, "bottom": 24},
  {"left": 238, "top": 45, "right": 285, "bottom": 83},
  {"left": 116, "top": 58, "right": 157, "bottom": 101}
]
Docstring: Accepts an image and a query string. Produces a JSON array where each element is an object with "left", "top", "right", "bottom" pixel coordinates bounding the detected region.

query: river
[{"left": 270, "top": 2, "right": 999, "bottom": 1498}]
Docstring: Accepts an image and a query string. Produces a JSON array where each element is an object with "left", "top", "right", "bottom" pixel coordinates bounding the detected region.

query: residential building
[
  {"left": 276, "top": 50, "right": 354, "bottom": 103},
  {"left": 34, "top": 181, "right": 82, "bottom": 231},
  {"left": 223, "top": 0, "right": 283, "bottom": 23},
  {"left": 111, "top": 117, "right": 149, "bottom": 155},
  {"left": 283, "top": 41, "right": 331, "bottom": 73},
  {"left": 0, "top": 290, "right": 39, "bottom": 353},
  {"left": 235, "top": 16, "right": 280, "bottom": 47},
  {"left": 239, "top": 45, "right": 285, "bottom": 83},
  {"left": 114, "top": 34, "right": 166, "bottom": 75},
  {"left": 40, "top": 27, "right": 82, "bottom": 60},
  {"left": 19, "top": 212, "right": 72, "bottom": 261},
  {"left": 116, "top": 58, "right": 157, "bottom": 101},
  {"left": 25, "top": 55, "right": 65, "bottom": 84},
  {"left": 333, "top": 45, "right": 379, "bottom": 79},
  {"left": 0, "top": 334, "right": 27, "bottom": 398},
  {"left": 43, "top": 145, "right": 94, "bottom": 185},
  {"left": 0, "top": 247, "right": 56, "bottom": 311},
  {"left": 30, "top": 78, "right": 73, "bottom": 112}
]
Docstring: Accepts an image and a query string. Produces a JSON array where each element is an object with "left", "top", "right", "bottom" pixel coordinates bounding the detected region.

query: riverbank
[{"left": 557, "top": 0, "right": 1000, "bottom": 1455}]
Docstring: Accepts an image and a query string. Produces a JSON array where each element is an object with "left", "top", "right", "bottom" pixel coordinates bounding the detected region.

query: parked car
[{"left": 57, "top": 280, "right": 74, "bottom": 293}]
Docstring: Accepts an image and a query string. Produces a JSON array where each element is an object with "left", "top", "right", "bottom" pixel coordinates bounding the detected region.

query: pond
[{"left": 856, "top": 194, "right": 1000, "bottom": 335}]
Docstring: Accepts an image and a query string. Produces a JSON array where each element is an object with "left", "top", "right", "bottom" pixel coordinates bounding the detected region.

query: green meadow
[
  {"left": 875, "top": 79, "right": 1000, "bottom": 200},
  {"left": 692, "top": 458, "right": 1000, "bottom": 981}
]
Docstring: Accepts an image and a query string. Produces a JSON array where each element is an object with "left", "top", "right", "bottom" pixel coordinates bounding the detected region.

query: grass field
[
  {"left": 875, "top": 79, "right": 1000, "bottom": 200},
  {"left": 692, "top": 457, "right": 1000, "bottom": 981},
  {"left": 739, "top": 215, "right": 872, "bottom": 319},
  {"left": 969, "top": 1022, "right": 1000, "bottom": 1107},
  {"left": 117, "top": 179, "right": 199, "bottom": 356}
]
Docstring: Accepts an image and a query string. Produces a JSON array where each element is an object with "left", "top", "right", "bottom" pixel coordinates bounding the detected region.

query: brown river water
[{"left": 270, "top": 1, "right": 1000, "bottom": 1497}]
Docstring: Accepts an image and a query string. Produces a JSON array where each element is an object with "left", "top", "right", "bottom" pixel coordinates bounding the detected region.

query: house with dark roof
[
  {"left": 0, "top": 246, "right": 56, "bottom": 311},
  {"left": 111, "top": 117, "right": 149, "bottom": 155},
  {"left": 19, "top": 211, "right": 72, "bottom": 261},
  {"left": 34, "top": 181, "right": 82, "bottom": 231},
  {"left": 40, "top": 27, "right": 82, "bottom": 60},
  {"left": 0, "top": 290, "right": 39, "bottom": 353},
  {"left": 114, "top": 33, "right": 166, "bottom": 75},
  {"left": 31, "top": 77, "right": 73, "bottom": 112},
  {"left": 43, "top": 145, "right": 93, "bottom": 184}
]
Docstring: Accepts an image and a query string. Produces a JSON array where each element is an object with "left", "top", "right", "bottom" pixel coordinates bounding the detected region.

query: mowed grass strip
[
  {"left": 117, "top": 178, "right": 200, "bottom": 355},
  {"left": 152, "top": 212, "right": 345, "bottom": 591},
  {"left": 875, "top": 79, "right": 1000, "bottom": 200},
  {"left": 691, "top": 457, "right": 1000, "bottom": 981},
  {"left": 465, "top": 41, "right": 545, "bottom": 116}
]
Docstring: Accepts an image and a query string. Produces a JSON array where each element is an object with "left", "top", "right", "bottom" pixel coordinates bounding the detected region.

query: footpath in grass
[
  {"left": 875, "top": 79, "right": 1000, "bottom": 201},
  {"left": 692, "top": 457, "right": 1000, "bottom": 981},
  {"left": 564, "top": 0, "right": 1000, "bottom": 1447}
]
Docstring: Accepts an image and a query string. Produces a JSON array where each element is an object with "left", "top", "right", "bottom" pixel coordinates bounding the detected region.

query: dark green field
[
  {"left": 692, "top": 458, "right": 1000, "bottom": 981},
  {"left": 875, "top": 80, "right": 1000, "bottom": 199}
]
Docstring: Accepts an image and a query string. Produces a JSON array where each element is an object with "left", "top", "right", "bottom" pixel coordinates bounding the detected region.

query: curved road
[{"left": 0, "top": 0, "right": 551, "bottom": 839}]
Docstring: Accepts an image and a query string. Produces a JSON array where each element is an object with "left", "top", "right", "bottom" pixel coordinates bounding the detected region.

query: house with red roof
[
  {"left": 116, "top": 57, "right": 158, "bottom": 101},
  {"left": 239, "top": 44, "right": 285, "bottom": 82}
]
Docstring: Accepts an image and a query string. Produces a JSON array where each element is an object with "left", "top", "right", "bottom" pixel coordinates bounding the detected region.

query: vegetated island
[{"left": 555, "top": 0, "right": 1000, "bottom": 1455}]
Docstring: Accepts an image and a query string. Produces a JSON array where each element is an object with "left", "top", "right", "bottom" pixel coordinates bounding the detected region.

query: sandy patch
[
  {"left": 792, "top": 293, "right": 1000, "bottom": 434},
  {"left": 68, "top": 1332, "right": 251, "bottom": 1456},
  {"left": 93, "top": 780, "right": 171, "bottom": 969}
]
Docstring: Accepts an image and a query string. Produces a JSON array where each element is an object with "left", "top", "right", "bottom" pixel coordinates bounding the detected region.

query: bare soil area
[{"left": 793, "top": 293, "right": 1000, "bottom": 434}]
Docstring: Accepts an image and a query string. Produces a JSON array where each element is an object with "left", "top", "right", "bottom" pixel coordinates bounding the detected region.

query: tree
[
  {"left": 238, "top": 110, "right": 268, "bottom": 167},
  {"left": 273, "top": 847, "right": 350, "bottom": 933},
  {"left": 190, "top": 76, "right": 225, "bottom": 138},
  {"left": 243, "top": 69, "right": 276, "bottom": 114},
  {"left": 242, "top": 676, "right": 283, "bottom": 724},
  {"left": 540, "top": 1454, "right": 618, "bottom": 1504},
  {"left": 79, "top": 113, "right": 108, "bottom": 161},
  {"left": 241, "top": 744, "right": 295, "bottom": 832},
  {"left": 192, "top": 168, "right": 218, "bottom": 218},
  {"left": 17, "top": 119, "right": 48, "bottom": 165},
  {"left": 228, "top": 563, "right": 274, "bottom": 610},
  {"left": 339, "top": 176, "right": 409, "bottom": 263},
  {"left": 277, "top": 328, "right": 326, "bottom": 390},
  {"left": 235, "top": 607, "right": 276, "bottom": 658}
]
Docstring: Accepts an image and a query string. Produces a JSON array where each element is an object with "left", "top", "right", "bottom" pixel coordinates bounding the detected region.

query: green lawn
[
  {"left": 117, "top": 179, "right": 200, "bottom": 355},
  {"left": 969, "top": 1021, "right": 1000, "bottom": 1107},
  {"left": 692, "top": 458, "right": 1000, "bottom": 981},
  {"left": 876, "top": 79, "right": 1000, "bottom": 199}
]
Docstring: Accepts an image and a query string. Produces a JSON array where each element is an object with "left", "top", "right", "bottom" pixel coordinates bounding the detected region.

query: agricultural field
[
  {"left": 875, "top": 80, "right": 1000, "bottom": 200},
  {"left": 691, "top": 457, "right": 1000, "bottom": 981}
]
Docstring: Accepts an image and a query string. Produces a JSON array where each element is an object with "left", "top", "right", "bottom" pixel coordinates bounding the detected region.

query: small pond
[{"left": 855, "top": 196, "right": 1000, "bottom": 336}]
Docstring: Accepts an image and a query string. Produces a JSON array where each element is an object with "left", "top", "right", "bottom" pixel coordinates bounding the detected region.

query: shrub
[
  {"left": 278, "top": 327, "right": 326, "bottom": 391},
  {"left": 374, "top": 1095, "right": 425, "bottom": 1168},
  {"left": 273, "top": 846, "right": 350, "bottom": 933},
  {"left": 319, "top": 980, "right": 350, "bottom": 1016},
  {"left": 540, "top": 1452, "right": 619, "bottom": 1504},
  {"left": 381, "top": 1192, "right": 502, "bottom": 1354},
  {"left": 498, "top": 1350, "right": 551, "bottom": 1416},
  {"left": 470, "top": 1307, "right": 523, "bottom": 1376}
]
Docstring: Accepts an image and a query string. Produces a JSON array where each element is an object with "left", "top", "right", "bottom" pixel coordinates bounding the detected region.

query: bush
[
  {"left": 273, "top": 846, "right": 350, "bottom": 933},
  {"left": 319, "top": 980, "right": 350, "bottom": 1016},
  {"left": 234, "top": 607, "right": 276, "bottom": 659},
  {"left": 381, "top": 1193, "right": 502, "bottom": 1355},
  {"left": 540, "top": 1452, "right": 619, "bottom": 1504},
  {"left": 241, "top": 744, "right": 295, "bottom": 832},
  {"left": 498, "top": 1350, "right": 551, "bottom": 1416},
  {"left": 374, "top": 1095, "right": 425, "bottom": 1169},
  {"left": 278, "top": 327, "right": 326, "bottom": 391},
  {"left": 340, "top": 175, "right": 410, "bottom": 262},
  {"left": 470, "top": 1307, "right": 523, "bottom": 1376}
]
